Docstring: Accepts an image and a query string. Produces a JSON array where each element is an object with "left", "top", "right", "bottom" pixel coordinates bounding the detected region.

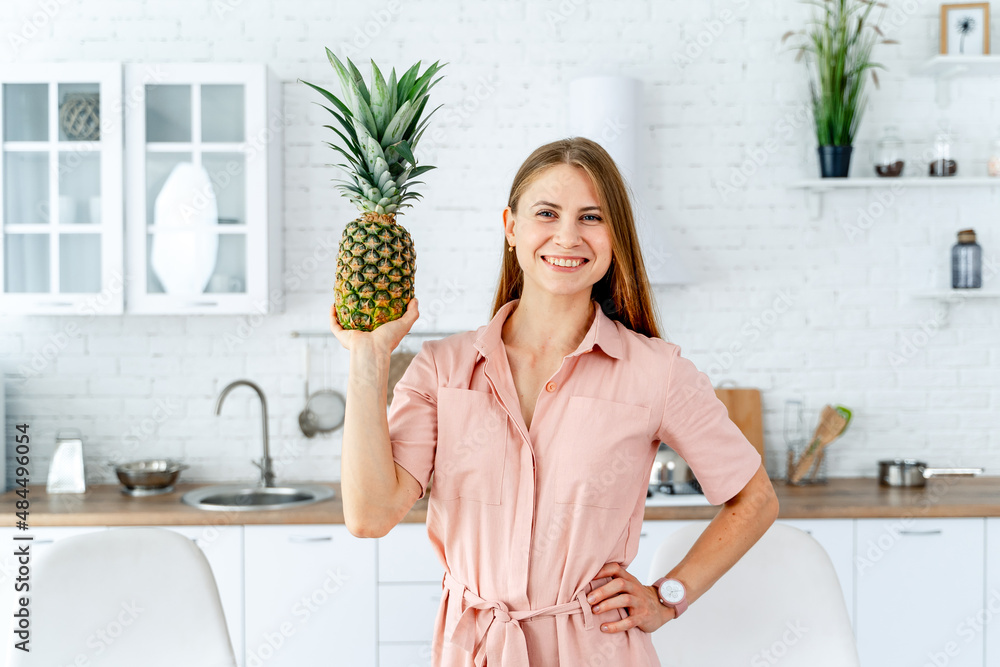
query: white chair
[
  {"left": 4, "top": 527, "right": 237, "bottom": 667},
  {"left": 648, "top": 521, "right": 860, "bottom": 667}
]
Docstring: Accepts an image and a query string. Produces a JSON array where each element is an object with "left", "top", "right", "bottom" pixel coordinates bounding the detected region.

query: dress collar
[{"left": 472, "top": 298, "right": 623, "bottom": 362}]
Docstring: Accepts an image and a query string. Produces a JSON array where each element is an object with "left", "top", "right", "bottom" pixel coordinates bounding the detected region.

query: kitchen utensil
[
  {"left": 649, "top": 443, "right": 700, "bottom": 495},
  {"left": 298, "top": 339, "right": 346, "bottom": 438},
  {"left": 787, "top": 404, "right": 853, "bottom": 485},
  {"left": 47, "top": 428, "right": 87, "bottom": 493},
  {"left": 298, "top": 342, "right": 318, "bottom": 437},
  {"left": 714, "top": 382, "right": 765, "bottom": 467},
  {"left": 111, "top": 459, "right": 189, "bottom": 496},
  {"left": 877, "top": 459, "right": 983, "bottom": 487}
]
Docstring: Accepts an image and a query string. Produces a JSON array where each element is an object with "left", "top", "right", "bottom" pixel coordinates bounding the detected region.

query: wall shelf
[
  {"left": 909, "top": 288, "right": 1000, "bottom": 326},
  {"left": 789, "top": 177, "right": 1000, "bottom": 219},
  {"left": 911, "top": 55, "right": 1000, "bottom": 106}
]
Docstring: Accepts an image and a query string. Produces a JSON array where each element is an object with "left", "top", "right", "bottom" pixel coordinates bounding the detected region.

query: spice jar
[
  {"left": 874, "top": 125, "right": 904, "bottom": 177},
  {"left": 929, "top": 130, "right": 957, "bottom": 177}
]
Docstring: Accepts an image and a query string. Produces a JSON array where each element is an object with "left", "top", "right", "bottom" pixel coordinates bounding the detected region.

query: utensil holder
[{"left": 785, "top": 438, "right": 829, "bottom": 485}]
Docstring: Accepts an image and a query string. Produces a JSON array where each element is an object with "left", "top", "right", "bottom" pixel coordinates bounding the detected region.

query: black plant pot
[{"left": 817, "top": 145, "right": 853, "bottom": 178}]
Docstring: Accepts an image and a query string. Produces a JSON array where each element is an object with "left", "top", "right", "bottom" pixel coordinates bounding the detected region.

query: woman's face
[{"left": 504, "top": 164, "right": 613, "bottom": 299}]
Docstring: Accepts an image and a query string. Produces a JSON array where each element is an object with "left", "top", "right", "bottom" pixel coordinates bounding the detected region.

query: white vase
[{"left": 150, "top": 162, "right": 219, "bottom": 295}]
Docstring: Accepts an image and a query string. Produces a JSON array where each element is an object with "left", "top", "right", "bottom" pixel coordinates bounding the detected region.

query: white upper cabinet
[
  {"left": 0, "top": 63, "right": 123, "bottom": 314},
  {"left": 124, "top": 63, "right": 283, "bottom": 314}
]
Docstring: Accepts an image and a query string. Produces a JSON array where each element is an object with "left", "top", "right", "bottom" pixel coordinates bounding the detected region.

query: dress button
[{"left": 545, "top": 381, "right": 556, "bottom": 392}]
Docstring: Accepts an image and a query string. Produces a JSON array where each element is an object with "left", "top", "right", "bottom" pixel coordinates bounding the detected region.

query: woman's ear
[{"left": 502, "top": 206, "right": 515, "bottom": 240}]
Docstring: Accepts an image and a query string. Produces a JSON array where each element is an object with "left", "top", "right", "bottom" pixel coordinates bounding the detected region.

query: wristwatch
[{"left": 652, "top": 576, "right": 688, "bottom": 618}]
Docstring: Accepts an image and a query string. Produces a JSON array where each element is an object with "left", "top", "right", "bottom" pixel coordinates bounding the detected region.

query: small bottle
[{"left": 951, "top": 229, "right": 982, "bottom": 289}]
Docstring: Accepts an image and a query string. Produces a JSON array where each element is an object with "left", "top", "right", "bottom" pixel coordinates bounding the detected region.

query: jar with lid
[
  {"left": 952, "top": 229, "right": 982, "bottom": 289},
  {"left": 874, "top": 125, "right": 904, "bottom": 177},
  {"left": 929, "top": 129, "right": 957, "bottom": 177}
]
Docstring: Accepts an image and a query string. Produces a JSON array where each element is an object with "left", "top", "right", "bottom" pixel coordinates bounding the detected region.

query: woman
[{"left": 332, "top": 137, "right": 779, "bottom": 666}]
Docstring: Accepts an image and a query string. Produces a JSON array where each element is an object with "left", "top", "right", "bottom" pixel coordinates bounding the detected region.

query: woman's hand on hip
[{"left": 587, "top": 562, "right": 675, "bottom": 633}]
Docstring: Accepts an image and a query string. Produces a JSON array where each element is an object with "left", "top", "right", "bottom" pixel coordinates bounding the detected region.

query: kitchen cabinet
[
  {"left": 855, "top": 517, "right": 985, "bottom": 667},
  {"left": 244, "top": 524, "right": 376, "bottom": 666},
  {"left": 377, "top": 523, "right": 443, "bottom": 664},
  {"left": 123, "top": 63, "right": 283, "bottom": 314},
  {"left": 0, "top": 63, "right": 123, "bottom": 314},
  {"left": 986, "top": 518, "right": 1000, "bottom": 667}
]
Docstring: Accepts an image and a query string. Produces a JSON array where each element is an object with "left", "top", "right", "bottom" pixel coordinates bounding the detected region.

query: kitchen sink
[{"left": 181, "top": 484, "right": 335, "bottom": 511}]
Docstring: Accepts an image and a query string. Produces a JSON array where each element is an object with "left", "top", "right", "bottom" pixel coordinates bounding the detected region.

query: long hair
[{"left": 490, "top": 137, "right": 663, "bottom": 339}]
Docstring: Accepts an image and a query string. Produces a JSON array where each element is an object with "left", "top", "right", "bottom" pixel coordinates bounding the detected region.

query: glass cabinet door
[
  {"left": 0, "top": 64, "right": 123, "bottom": 314},
  {"left": 125, "top": 64, "right": 277, "bottom": 314}
]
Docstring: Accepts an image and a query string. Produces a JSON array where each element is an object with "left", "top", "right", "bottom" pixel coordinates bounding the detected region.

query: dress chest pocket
[
  {"left": 554, "top": 396, "right": 651, "bottom": 510},
  {"left": 432, "top": 387, "right": 508, "bottom": 505}
]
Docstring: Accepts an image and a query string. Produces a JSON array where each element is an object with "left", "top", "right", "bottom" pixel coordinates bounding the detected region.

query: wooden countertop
[{"left": 2, "top": 476, "right": 999, "bottom": 526}]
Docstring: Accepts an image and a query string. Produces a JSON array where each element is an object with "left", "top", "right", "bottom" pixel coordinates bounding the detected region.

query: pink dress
[{"left": 387, "top": 298, "right": 762, "bottom": 666}]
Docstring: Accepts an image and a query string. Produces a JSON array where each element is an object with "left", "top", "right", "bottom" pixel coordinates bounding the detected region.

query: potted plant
[{"left": 782, "top": 0, "right": 897, "bottom": 178}]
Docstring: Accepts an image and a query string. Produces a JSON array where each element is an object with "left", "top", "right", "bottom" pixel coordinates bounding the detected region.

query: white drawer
[
  {"left": 378, "top": 524, "right": 443, "bottom": 583},
  {"left": 379, "top": 583, "right": 442, "bottom": 643},
  {"left": 379, "top": 642, "right": 433, "bottom": 667}
]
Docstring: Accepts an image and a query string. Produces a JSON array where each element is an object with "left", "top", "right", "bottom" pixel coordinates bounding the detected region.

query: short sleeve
[
  {"left": 387, "top": 342, "right": 439, "bottom": 499},
  {"left": 655, "top": 344, "right": 762, "bottom": 506}
]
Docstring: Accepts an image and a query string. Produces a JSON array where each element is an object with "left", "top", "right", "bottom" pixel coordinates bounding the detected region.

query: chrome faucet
[{"left": 215, "top": 379, "right": 275, "bottom": 487}]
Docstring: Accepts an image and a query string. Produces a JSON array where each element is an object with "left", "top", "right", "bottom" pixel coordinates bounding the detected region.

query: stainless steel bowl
[{"left": 112, "top": 459, "right": 189, "bottom": 496}]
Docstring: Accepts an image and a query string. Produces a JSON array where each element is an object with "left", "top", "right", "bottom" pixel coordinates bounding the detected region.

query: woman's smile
[{"left": 542, "top": 255, "right": 590, "bottom": 271}]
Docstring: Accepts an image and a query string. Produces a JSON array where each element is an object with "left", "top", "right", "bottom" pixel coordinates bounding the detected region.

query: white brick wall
[{"left": 1, "top": 0, "right": 998, "bottom": 489}]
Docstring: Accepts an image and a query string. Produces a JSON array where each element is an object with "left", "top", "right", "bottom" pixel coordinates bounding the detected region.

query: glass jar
[
  {"left": 988, "top": 138, "right": 1000, "bottom": 177},
  {"left": 952, "top": 229, "right": 982, "bottom": 289},
  {"left": 929, "top": 130, "right": 957, "bottom": 177},
  {"left": 874, "top": 125, "right": 904, "bottom": 177}
]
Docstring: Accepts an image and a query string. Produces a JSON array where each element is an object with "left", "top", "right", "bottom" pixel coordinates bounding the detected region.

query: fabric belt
[{"left": 442, "top": 570, "right": 597, "bottom": 667}]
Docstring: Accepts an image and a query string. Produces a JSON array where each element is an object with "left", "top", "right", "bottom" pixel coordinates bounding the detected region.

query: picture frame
[{"left": 939, "top": 2, "right": 991, "bottom": 55}]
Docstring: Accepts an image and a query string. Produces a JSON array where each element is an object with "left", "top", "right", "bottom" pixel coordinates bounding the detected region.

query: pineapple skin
[{"left": 334, "top": 212, "right": 415, "bottom": 331}]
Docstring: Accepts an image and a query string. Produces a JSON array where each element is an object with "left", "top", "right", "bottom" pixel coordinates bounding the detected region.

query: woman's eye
[
  {"left": 582, "top": 215, "right": 603, "bottom": 222},
  {"left": 537, "top": 210, "right": 555, "bottom": 218}
]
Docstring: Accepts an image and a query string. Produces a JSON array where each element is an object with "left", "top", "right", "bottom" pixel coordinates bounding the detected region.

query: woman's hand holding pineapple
[{"left": 330, "top": 295, "right": 419, "bottom": 356}]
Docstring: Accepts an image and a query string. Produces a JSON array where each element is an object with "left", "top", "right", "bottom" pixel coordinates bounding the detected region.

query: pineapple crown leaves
[{"left": 299, "top": 49, "right": 447, "bottom": 216}]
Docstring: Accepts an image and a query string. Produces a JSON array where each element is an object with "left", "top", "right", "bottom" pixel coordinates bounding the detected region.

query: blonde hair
[{"left": 490, "top": 137, "right": 662, "bottom": 339}]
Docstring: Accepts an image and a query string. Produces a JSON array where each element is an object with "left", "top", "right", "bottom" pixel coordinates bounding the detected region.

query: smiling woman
[{"left": 333, "top": 136, "right": 778, "bottom": 667}]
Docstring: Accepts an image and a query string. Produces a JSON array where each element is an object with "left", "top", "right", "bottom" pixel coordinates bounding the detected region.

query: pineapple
[{"left": 301, "top": 49, "right": 445, "bottom": 331}]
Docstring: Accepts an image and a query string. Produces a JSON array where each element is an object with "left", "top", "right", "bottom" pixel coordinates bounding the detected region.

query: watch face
[{"left": 660, "top": 579, "right": 685, "bottom": 604}]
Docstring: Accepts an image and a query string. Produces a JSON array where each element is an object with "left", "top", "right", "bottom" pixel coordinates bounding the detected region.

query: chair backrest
[
  {"left": 648, "top": 521, "right": 859, "bottom": 667},
  {"left": 3, "top": 527, "right": 237, "bottom": 667}
]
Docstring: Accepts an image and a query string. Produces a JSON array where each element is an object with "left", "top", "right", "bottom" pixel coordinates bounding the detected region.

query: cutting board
[{"left": 714, "top": 387, "right": 765, "bottom": 467}]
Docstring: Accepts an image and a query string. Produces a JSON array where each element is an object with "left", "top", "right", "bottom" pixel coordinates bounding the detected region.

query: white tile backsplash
[{"left": 2, "top": 0, "right": 999, "bottom": 488}]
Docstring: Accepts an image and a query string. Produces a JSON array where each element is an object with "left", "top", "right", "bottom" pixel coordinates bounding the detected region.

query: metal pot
[
  {"left": 650, "top": 444, "right": 699, "bottom": 494},
  {"left": 877, "top": 459, "right": 983, "bottom": 487}
]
